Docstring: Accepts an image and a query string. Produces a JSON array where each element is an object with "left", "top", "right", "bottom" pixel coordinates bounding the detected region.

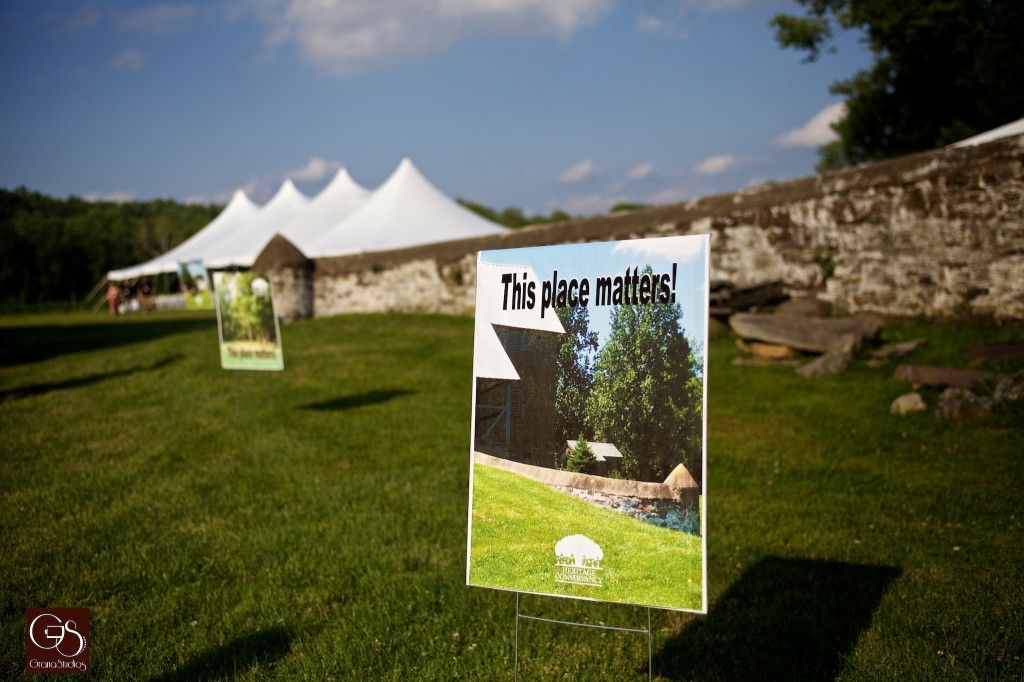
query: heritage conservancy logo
[
  {"left": 554, "top": 534, "right": 603, "bottom": 587},
  {"left": 26, "top": 608, "right": 90, "bottom": 674}
]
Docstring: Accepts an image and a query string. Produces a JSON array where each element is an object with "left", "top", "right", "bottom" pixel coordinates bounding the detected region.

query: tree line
[
  {"left": 0, "top": 187, "right": 220, "bottom": 309},
  {"left": 0, "top": 185, "right": 640, "bottom": 309}
]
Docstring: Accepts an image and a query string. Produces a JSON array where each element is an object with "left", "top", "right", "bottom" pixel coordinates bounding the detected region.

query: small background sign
[{"left": 213, "top": 271, "right": 284, "bottom": 371}]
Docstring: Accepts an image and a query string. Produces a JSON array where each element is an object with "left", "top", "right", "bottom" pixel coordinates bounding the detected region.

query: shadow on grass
[
  {"left": 653, "top": 557, "right": 901, "bottom": 681},
  {"left": 151, "top": 626, "right": 291, "bottom": 682},
  {"left": 0, "top": 355, "right": 184, "bottom": 403},
  {"left": 0, "top": 315, "right": 213, "bottom": 366},
  {"left": 298, "top": 389, "right": 416, "bottom": 411}
]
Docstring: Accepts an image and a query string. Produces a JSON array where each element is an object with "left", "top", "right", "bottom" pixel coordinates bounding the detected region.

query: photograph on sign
[
  {"left": 178, "top": 259, "right": 214, "bottom": 309},
  {"left": 466, "top": 234, "right": 709, "bottom": 613},
  {"left": 213, "top": 271, "right": 284, "bottom": 371}
]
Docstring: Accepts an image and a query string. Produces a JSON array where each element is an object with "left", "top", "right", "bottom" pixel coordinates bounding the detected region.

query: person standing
[
  {"left": 106, "top": 281, "right": 120, "bottom": 316},
  {"left": 138, "top": 276, "right": 153, "bottom": 313}
]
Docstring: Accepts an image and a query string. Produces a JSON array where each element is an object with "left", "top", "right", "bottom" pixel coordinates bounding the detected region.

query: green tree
[
  {"left": 220, "top": 273, "right": 268, "bottom": 342},
  {"left": 457, "top": 198, "right": 573, "bottom": 229},
  {"left": 587, "top": 271, "right": 703, "bottom": 484},
  {"left": 771, "top": 0, "right": 1024, "bottom": 170},
  {"left": 555, "top": 306, "right": 599, "bottom": 443},
  {"left": 563, "top": 436, "right": 598, "bottom": 474}
]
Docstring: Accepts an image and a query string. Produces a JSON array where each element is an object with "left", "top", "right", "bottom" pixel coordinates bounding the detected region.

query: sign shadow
[
  {"left": 150, "top": 626, "right": 291, "bottom": 682},
  {"left": 1, "top": 317, "right": 211, "bottom": 367},
  {"left": 298, "top": 389, "right": 415, "bottom": 412},
  {"left": 0, "top": 355, "right": 184, "bottom": 403},
  {"left": 652, "top": 556, "right": 901, "bottom": 681}
]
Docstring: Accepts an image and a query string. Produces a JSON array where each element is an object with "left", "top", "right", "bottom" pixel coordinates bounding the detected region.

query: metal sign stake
[{"left": 514, "top": 593, "right": 653, "bottom": 681}]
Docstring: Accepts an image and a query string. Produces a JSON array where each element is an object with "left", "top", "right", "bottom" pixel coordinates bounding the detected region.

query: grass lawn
[
  {"left": 469, "top": 463, "right": 703, "bottom": 612},
  {"left": 1, "top": 309, "right": 1022, "bottom": 680}
]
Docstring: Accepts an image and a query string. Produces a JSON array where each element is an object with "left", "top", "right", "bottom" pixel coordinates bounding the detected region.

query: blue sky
[{"left": 0, "top": 1, "right": 871, "bottom": 215}]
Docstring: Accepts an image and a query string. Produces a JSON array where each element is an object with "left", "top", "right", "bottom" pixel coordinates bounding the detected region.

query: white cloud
[
  {"left": 288, "top": 157, "right": 342, "bottom": 182},
  {"left": 83, "top": 191, "right": 135, "bottom": 203},
  {"left": 556, "top": 191, "right": 627, "bottom": 215},
  {"left": 116, "top": 4, "right": 197, "bottom": 34},
  {"left": 613, "top": 235, "right": 706, "bottom": 262},
  {"left": 684, "top": 0, "right": 756, "bottom": 11},
  {"left": 777, "top": 102, "right": 846, "bottom": 148},
  {"left": 635, "top": 0, "right": 755, "bottom": 37},
  {"left": 636, "top": 15, "right": 665, "bottom": 33},
  {"left": 212, "top": 177, "right": 274, "bottom": 204},
  {"left": 57, "top": 2, "right": 102, "bottom": 33},
  {"left": 232, "top": 0, "right": 613, "bottom": 76},
  {"left": 558, "top": 158, "right": 597, "bottom": 184},
  {"left": 110, "top": 49, "right": 148, "bottom": 71},
  {"left": 627, "top": 161, "right": 655, "bottom": 180},
  {"left": 694, "top": 154, "right": 737, "bottom": 176},
  {"left": 647, "top": 184, "right": 703, "bottom": 205}
]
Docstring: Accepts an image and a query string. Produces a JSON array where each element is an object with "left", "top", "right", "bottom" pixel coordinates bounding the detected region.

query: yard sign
[
  {"left": 466, "top": 235, "right": 709, "bottom": 613},
  {"left": 213, "top": 271, "right": 284, "bottom": 371}
]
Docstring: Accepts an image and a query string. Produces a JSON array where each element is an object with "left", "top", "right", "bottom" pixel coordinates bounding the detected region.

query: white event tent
[
  {"left": 306, "top": 157, "right": 506, "bottom": 258},
  {"left": 202, "top": 179, "right": 310, "bottom": 270},
  {"left": 278, "top": 168, "right": 370, "bottom": 254},
  {"left": 950, "top": 117, "right": 1024, "bottom": 148},
  {"left": 107, "top": 189, "right": 260, "bottom": 281}
]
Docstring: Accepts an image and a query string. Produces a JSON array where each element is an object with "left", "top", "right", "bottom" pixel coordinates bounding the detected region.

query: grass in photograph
[
  {"left": 0, "top": 310, "right": 1021, "bottom": 680},
  {"left": 469, "top": 463, "right": 703, "bottom": 611}
]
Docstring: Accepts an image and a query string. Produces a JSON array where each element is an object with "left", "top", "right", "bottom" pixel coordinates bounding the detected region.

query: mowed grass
[
  {"left": 469, "top": 464, "right": 703, "bottom": 611},
  {"left": 1, "top": 310, "right": 1022, "bottom": 680}
]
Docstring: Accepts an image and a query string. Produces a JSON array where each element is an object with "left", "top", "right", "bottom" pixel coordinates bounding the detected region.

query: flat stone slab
[
  {"left": 736, "top": 338, "right": 795, "bottom": 360},
  {"left": 729, "top": 313, "right": 884, "bottom": 354},
  {"left": 871, "top": 338, "right": 928, "bottom": 360},
  {"left": 893, "top": 364, "right": 992, "bottom": 389},
  {"left": 966, "top": 344, "right": 1024, "bottom": 361}
]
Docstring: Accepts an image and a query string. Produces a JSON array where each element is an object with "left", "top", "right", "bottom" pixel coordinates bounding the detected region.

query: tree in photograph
[
  {"left": 563, "top": 436, "right": 598, "bottom": 475},
  {"left": 555, "top": 306, "right": 599, "bottom": 443},
  {"left": 771, "top": 0, "right": 1024, "bottom": 170},
  {"left": 223, "top": 274, "right": 264, "bottom": 342},
  {"left": 587, "top": 272, "right": 702, "bottom": 484}
]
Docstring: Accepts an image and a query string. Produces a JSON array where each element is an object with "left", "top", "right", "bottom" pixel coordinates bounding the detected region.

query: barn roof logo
[{"left": 554, "top": 534, "right": 603, "bottom": 587}]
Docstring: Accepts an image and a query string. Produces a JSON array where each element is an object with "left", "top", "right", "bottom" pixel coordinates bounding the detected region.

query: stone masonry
[{"left": 254, "top": 135, "right": 1024, "bottom": 321}]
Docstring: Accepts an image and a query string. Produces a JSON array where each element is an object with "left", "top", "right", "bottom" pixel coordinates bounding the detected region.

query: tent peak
[
  {"left": 268, "top": 178, "right": 309, "bottom": 206},
  {"left": 324, "top": 167, "right": 370, "bottom": 195},
  {"left": 227, "top": 188, "right": 260, "bottom": 211}
]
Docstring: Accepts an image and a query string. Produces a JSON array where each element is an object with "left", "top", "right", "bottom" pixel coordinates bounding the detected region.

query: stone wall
[{"left": 257, "top": 135, "right": 1024, "bottom": 321}]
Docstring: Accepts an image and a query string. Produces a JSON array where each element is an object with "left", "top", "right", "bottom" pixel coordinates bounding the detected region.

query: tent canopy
[
  {"left": 278, "top": 168, "right": 370, "bottom": 255},
  {"left": 307, "top": 157, "right": 506, "bottom": 258},
  {"left": 107, "top": 189, "right": 260, "bottom": 281},
  {"left": 203, "top": 179, "right": 310, "bottom": 270},
  {"left": 108, "top": 156, "right": 507, "bottom": 281},
  {"left": 951, "top": 117, "right": 1024, "bottom": 148}
]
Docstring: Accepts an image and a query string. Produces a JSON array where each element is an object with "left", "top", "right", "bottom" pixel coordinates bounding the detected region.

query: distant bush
[{"left": 457, "top": 198, "right": 572, "bottom": 228}]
